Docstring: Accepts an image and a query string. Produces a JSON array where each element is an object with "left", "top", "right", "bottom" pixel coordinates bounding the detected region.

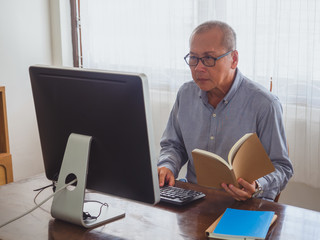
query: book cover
[{"left": 207, "top": 208, "right": 276, "bottom": 240}]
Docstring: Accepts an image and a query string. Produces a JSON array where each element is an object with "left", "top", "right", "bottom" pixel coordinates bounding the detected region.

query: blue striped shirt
[{"left": 158, "top": 69, "right": 293, "bottom": 200}]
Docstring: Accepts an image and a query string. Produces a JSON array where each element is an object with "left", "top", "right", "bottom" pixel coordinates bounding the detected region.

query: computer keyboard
[{"left": 160, "top": 186, "right": 206, "bottom": 205}]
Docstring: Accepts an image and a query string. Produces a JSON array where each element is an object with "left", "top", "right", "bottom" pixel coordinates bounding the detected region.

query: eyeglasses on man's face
[{"left": 184, "top": 50, "right": 233, "bottom": 67}]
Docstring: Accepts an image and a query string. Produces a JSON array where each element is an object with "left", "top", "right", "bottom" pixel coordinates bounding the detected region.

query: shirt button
[
  {"left": 212, "top": 113, "right": 216, "bottom": 117},
  {"left": 210, "top": 136, "right": 214, "bottom": 140}
]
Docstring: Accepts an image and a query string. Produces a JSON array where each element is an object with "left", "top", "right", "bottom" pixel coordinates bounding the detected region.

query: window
[{"left": 73, "top": 0, "right": 320, "bottom": 188}]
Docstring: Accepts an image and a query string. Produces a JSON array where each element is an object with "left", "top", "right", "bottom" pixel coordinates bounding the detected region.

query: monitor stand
[{"left": 51, "top": 133, "right": 125, "bottom": 228}]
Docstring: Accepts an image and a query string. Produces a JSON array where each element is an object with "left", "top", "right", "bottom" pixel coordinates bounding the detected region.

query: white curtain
[{"left": 80, "top": 0, "right": 320, "bottom": 188}]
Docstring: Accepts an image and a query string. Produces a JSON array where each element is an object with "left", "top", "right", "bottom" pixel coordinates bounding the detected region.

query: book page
[
  {"left": 192, "top": 149, "right": 238, "bottom": 189},
  {"left": 228, "top": 133, "right": 253, "bottom": 166},
  {"left": 231, "top": 133, "right": 275, "bottom": 183}
]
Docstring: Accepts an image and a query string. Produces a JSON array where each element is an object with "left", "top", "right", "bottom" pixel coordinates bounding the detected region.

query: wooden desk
[{"left": 0, "top": 174, "right": 319, "bottom": 240}]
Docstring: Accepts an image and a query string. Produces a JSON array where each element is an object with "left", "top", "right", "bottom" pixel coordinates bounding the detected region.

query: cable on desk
[
  {"left": 33, "top": 183, "right": 55, "bottom": 214},
  {"left": 0, "top": 179, "right": 77, "bottom": 229},
  {"left": 33, "top": 181, "right": 109, "bottom": 221},
  {"left": 83, "top": 200, "right": 109, "bottom": 220},
  {"left": 33, "top": 182, "right": 55, "bottom": 192}
]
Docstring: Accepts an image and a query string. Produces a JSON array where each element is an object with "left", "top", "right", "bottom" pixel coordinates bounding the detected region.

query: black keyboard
[{"left": 160, "top": 186, "right": 205, "bottom": 205}]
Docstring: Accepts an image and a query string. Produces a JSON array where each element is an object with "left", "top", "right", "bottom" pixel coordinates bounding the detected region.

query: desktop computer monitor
[{"left": 29, "top": 65, "right": 160, "bottom": 227}]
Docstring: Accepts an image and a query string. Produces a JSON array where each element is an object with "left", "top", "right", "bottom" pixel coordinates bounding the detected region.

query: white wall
[{"left": 0, "top": 0, "right": 72, "bottom": 181}]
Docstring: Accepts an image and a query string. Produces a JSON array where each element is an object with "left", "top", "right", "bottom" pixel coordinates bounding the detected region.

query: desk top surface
[{"left": 0, "top": 174, "right": 320, "bottom": 240}]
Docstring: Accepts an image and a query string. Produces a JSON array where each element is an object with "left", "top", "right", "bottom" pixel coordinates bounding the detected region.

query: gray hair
[{"left": 191, "top": 20, "right": 236, "bottom": 51}]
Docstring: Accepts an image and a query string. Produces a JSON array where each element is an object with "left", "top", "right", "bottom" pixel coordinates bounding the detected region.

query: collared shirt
[{"left": 158, "top": 69, "right": 293, "bottom": 200}]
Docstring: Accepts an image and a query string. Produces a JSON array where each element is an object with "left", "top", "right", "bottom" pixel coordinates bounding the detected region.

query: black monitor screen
[{"left": 29, "top": 65, "right": 160, "bottom": 205}]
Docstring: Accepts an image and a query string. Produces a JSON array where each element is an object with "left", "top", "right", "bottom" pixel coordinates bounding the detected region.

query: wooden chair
[
  {"left": 0, "top": 86, "right": 13, "bottom": 185},
  {"left": 274, "top": 193, "right": 281, "bottom": 202}
]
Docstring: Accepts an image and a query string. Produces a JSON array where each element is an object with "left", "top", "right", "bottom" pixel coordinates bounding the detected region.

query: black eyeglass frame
[{"left": 184, "top": 50, "right": 233, "bottom": 67}]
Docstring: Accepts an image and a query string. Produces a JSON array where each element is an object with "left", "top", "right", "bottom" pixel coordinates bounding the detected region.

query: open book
[{"left": 192, "top": 133, "right": 275, "bottom": 189}]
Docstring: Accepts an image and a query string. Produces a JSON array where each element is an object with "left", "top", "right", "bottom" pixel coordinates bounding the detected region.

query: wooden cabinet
[{"left": 0, "top": 86, "right": 13, "bottom": 185}]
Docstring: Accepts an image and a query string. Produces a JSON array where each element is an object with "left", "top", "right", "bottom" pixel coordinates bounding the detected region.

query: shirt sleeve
[
  {"left": 157, "top": 90, "right": 188, "bottom": 178},
  {"left": 255, "top": 96, "right": 294, "bottom": 200}
]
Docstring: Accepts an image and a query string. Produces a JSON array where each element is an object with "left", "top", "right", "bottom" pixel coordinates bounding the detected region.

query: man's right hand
[{"left": 158, "top": 166, "right": 175, "bottom": 187}]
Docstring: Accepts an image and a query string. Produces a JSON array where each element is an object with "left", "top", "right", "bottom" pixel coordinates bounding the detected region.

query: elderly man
[{"left": 157, "top": 20, "right": 293, "bottom": 201}]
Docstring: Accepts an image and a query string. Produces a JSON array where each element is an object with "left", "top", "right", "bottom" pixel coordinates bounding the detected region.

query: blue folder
[{"left": 213, "top": 208, "right": 275, "bottom": 239}]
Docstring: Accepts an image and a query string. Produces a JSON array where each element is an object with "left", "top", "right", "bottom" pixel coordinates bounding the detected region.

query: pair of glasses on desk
[{"left": 160, "top": 185, "right": 206, "bottom": 205}]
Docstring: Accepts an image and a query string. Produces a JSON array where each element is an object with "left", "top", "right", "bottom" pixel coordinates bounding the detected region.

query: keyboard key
[{"left": 160, "top": 186, "right": 205, "bottom": 205}]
